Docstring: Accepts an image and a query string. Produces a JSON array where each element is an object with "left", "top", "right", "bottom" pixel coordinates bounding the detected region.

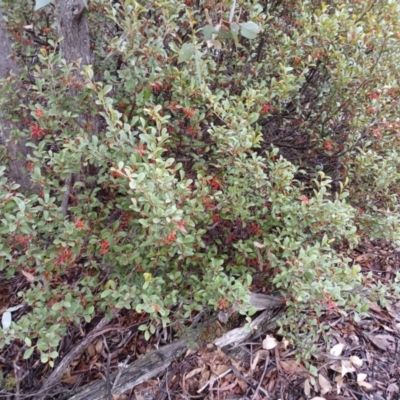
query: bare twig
[
  {"left": 61, "top": 173, "right": 72, "bottom": 217},
  {"left": 251, "top": 352, "right": 270, "bottom": 400},
  {"left": 102, "top": 336, "right": 112, "bottom": 400}
]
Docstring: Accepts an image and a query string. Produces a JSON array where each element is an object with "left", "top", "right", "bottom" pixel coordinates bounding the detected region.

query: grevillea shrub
[{"left": 1, "top": 0, "right": 400, "bottom": 367}]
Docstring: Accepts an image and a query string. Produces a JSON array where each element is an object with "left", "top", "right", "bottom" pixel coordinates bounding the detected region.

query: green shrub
[{"left": 1, "top": 0, "right": 400, "bottom": 367}]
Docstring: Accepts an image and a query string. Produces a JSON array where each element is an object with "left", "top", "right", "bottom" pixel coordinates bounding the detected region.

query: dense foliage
[{"left": 1, "top": 0, "right": 400, "bottom": 368}]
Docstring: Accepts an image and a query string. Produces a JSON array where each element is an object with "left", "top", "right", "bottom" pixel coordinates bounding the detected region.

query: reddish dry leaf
[
  {"left": 184, "top": 367, "right": 204, "bottom": 380},
  {"left": 199, "top": 369, "right": 210, "bottom": 389},
  {"left": 95, "top": 338, "right": 103, "bottom": 354},
  {"left": 386, "top": 303, "right": 400, "bottom": 321},
  {"left": 61, "top": 373, "right": 80, "bottom": 385},
  {"left": 213, "top": 364, "right": 231, "bottom": 376},
  {"left": 21, "top": 270, "right": 35, "bottom": 283},
  {"left": 367, "top": 334, "right": 395, "bottom": 351},
  {"left": 237, "top": 377, "right": 248, "bottom": 392},
  {"left": 280, "top": 360, "right": 307, "bottom": 375},
  {"left": 368, "top": 302, "right": 382, "bottom": 312},
  {"left": 87, "top": 343, "right": 96, "bottom": 357}
]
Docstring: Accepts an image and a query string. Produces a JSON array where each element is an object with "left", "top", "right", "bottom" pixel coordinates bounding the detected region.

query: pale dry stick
[
  {"left": 13, "top": 361, "right": 21, "bottom": 400},
  {"left": 230, "top": 364, "right": 269, "bottom": 396},
  {"left": 112, "top": 355, "right": 131, "bottom": 390},
  {"left": 251, "top": 352, "right": 270, "bottom": 400},
  {"left": 197, "top": 368, "right": 232, "bottom": 394},
  {"left": 101, "top": 335, "right": 112, "bottom": 400}
]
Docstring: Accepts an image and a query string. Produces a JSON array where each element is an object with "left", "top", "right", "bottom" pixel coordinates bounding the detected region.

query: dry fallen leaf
[
  {"left": 318, "top": 373, "right": 332, "bottom": 395},
  {"left": 328, "top": 360, "right": 354, "bottom": 376},
  {"left": 350, "top": 355, "right": 363, "bottom": 367},
  {"left": 335, "top": 374, "right": 344, "bottom": 394},
  {"left": 387, "top": 383, "right": 399, "bottom": 399},
  {"left": 330, "top": 343, "right": 345, "bottom": 356},
  {"left": 213, "top": 364, "right": 230, "bottom": 376},
  {"left": 357, "top": 373, "right": 373, "bottom": 390},
  {"left": 310, "top": 397, "right": 327, "bottom": 400},
  {"left": 280, "top": 360, "right": 306, "bottom": 374},
  {"left": 262, "top": 335, "right": 278, "bottom": 350},
  {"left": 87, "top": 343, "right": 96, "bottom": 357},
  {"left": 341, "top": 360, "right": 355, "bottom": 376},
  {"left": 95, "top": 338, "right": 103, "bottom": 354},
  {"left": 282, "top": 338, "right": 290, "bottom": 349},
  {"left": 21, "top": 270, "right": 35, "bottom": 283},
  {"left": 184, "top": 367, "right": 204, "bottom": 380},
  {"left": 368, "top": 301, "right": 381, "bottom": 312},
  {"left": 367, "top": 334, "right": 395, "bottom": 351},
  {"left": 357, "top": 373, "right": 367, "bottom": 381},
  {"left": 253, "top": 241, "right": 266, "bottom": 248},
  {"left": 328, "top": 361, "right": 342, "bottom": 374},
  {"left": 304, "top": 378, "right": 311, "bottom": 396},
  {"left": 386, "top": 303, "right": 400, "bottom": 321}
]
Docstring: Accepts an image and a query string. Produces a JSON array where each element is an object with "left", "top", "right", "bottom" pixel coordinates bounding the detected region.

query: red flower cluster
[
  {"left": 74, "top": 220, "right": 85, "bottom": 229},
  {"left": 261, "top": 104, "right": 271, "bottom": 114},
  {"left": 323, "top": 140, "right": 334, "bottom": 152},
  {"left": 210, "top": 177, "right": 222, "bottom": 190},
  {"left": 35, "top": 109, "right": 44, "bottom": 117},
  {"left": 30, "top": 123, "right": 46, "bottom": 139},
  {"left": 100, "top": 240, "right": 109, "bottom": 255},
  {"left": 166, "top": 232, "right": 177, "bottom": 243},
  {"left": 300, "top": 195, "right": 310, "bottom": 204},
  {"left": 136, "top": 145, "right": 147, "bottom": 156}
]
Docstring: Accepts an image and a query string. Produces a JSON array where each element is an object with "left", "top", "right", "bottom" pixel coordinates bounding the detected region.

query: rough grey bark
[
  {"left": 0, "top": 6, "right": 32, "bottom": 191},
  {"left": 54, "top": 0, "right": 92, "bottom": 216},
  {"left": 54, "top": 0, "right": 91, "bottom": 65}
]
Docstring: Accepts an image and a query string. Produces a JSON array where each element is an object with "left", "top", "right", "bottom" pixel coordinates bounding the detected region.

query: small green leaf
[
  {"left": 51, "top": 303, "right": 62, "bottom": 311},
  {"left": 248, "top": 112, "right": 259, "bottom": 124},
  {"left": 203, "top": 24, "right": 216, "bottom": 40},
  {"left": 41, "top": 354, "right": 49, "bottom": 364},
  {"left": 178, "top": 43, "right": 196, "bottom": 63},
  {"left": 240, "top": 21, "right": 261, "bottom": 39},
  {"left": 23, "top": 347, "right": 34, "bottom": 359},
  {"left": 103, "top": 85, "right": 112, "bottom": 95},
  {"left": 49, "top": 351, "right": 59, "bottom": 359},
  {"left": 100, "top": 290, "right": 111, "bottom": 298}
]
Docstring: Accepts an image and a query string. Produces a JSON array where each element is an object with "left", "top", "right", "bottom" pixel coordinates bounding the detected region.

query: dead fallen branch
[{"left": 65, "top": 293, "right": 283, "bottom": 400}]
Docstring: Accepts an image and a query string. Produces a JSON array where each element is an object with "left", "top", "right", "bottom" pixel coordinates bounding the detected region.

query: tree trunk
[
  {"left": 54, "top": 0, "right": 91, "bottom": 65},
  {"left": 54, "top": 0, "right": 92, "bottom": 216},
  {"left": 0, "top": 6, "right": 32, "bottom": 192}
]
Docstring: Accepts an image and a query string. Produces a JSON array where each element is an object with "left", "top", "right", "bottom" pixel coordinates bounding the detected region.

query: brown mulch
[{"left": 0, "top": 239, "right": 399, "bottom": 399}]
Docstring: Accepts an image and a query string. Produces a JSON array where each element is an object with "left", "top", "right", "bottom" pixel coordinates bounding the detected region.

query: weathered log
[{"left": 66, "top": 294, "right": 284, "bottom": 400}]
